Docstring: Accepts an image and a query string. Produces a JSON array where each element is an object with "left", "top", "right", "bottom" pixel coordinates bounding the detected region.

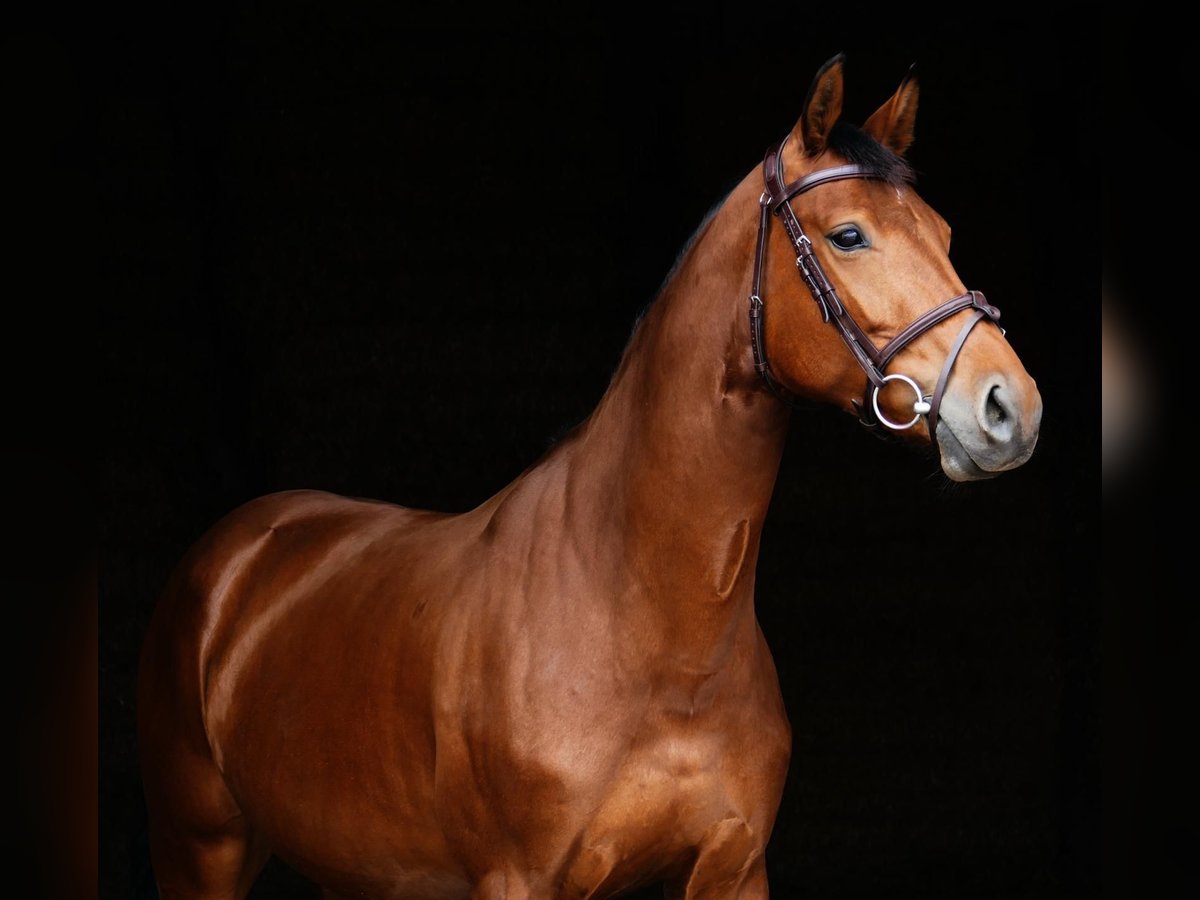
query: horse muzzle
[{"left": 935, "top": 372, "right": 1043, "bottom": 481}]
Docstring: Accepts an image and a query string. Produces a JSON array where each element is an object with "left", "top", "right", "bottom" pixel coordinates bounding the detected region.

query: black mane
[{"left": 826, "top": 121, "right": 914, "bottom": 186}]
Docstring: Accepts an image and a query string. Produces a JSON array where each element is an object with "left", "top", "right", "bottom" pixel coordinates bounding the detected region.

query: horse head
[{"left": 757, "top": 55, "right": 1042, "bottom": 480}]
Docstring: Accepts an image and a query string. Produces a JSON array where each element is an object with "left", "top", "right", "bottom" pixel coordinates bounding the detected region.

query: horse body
[
  {"left": 139, "top": 57, "right": 1042, "bottom": 898},
  {"left": 139, "top": 171, "right": 792, "bottom": 897}
]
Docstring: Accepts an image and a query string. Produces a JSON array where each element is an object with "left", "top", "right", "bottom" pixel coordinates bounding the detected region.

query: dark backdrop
[
  {"left": 100, "top": 7, "right": 1098, "bottom": 899},
  {"left": 1102, "top": 11, "right": 1197, "bottom": 900}
]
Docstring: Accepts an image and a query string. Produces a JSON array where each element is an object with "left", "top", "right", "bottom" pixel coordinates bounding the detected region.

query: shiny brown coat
[{"left": 138, "top": 59, "right": 1041, "bottom": 899}]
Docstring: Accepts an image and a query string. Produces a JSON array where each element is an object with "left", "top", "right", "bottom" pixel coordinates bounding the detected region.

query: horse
[{"left": 138, "top": 55, "right": 1042, "bottom": 899}]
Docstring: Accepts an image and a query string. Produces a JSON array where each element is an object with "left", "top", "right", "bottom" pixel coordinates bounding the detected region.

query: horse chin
[{"left": 935, "top": 421, "right": 1000, "bottom": 483}]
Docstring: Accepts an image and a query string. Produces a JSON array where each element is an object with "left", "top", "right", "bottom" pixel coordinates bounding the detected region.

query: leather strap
[
  {"left": 748, "top": 193, "right": 794, "bottom": 404},
  {"left": 774, "top": 164, "right": 873, "bottom": 209},
  {"left": 875, "top": 291, "right": 996, "bottom": 373},
  {"left": 926, "top": 299, "right": 996, "bottom": 439},
  {"left": 764, "top": 145, "right": 885, "bottom": 388}
]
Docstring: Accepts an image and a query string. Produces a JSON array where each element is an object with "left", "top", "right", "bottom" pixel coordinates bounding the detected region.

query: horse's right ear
[
  {"left": 791, "top": 54, "right": 845, "bottom": 156},
  {"left": 863, "top": 65, "right": 919, "bottom": 155}
]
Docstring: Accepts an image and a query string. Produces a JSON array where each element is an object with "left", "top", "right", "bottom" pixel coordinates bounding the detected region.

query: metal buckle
[{"left": 870, "top": 373, "right": 928, "bottom": 431}]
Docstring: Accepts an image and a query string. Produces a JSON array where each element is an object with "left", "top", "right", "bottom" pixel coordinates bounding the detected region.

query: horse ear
[
  {"left": 792, "top": 54, "right": 845, "bottom": 156},
  {"left": 864, "top": 65, "right": 919, "bottom": 155}
]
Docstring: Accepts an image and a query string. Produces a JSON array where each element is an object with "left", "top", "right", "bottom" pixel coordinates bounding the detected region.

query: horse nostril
[
  {"left": 979, "top": 382, "right": 1017, "bottom": 443},
  {"left": 986, "top": 385, "right": 1007, "bottom": 426}
]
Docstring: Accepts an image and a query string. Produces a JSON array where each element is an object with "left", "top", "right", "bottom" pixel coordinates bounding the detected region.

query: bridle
[{"left": 748, "top": 138, "right": 1003, "bottom": 435}]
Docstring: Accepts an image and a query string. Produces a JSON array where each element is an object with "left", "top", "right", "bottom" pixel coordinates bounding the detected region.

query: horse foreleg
[
  {"left": 665, "top": 818, "right": 769, "bottom": 900},
  {"left": 666, "top": 857, "right": 768, "bottom": 900},
  {"left": 471, "top": 869, "right": 535, "bottom": 899},
  {"left": 729, "top": 859, "right": 769, "bottom": 899}
]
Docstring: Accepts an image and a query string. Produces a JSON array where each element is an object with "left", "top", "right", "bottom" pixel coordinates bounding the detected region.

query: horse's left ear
[
  {"left": 792, "top": 53, "right": 845, "bottom": 156},
  {"left": 864, "top": 66, "right": 919, "bottom": 155}
]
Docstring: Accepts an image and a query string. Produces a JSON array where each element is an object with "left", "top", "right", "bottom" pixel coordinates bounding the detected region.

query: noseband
[{"left": 748, "top": 139, "right": 1003, "bottom": 435}]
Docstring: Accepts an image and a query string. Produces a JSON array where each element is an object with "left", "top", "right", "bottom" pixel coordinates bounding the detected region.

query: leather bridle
[{"left": 748, "top": 138, "right": 1003, "bottom": 435}]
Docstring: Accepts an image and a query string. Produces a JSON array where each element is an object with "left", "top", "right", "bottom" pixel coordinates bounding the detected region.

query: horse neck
[{"left": 566, "top": 170, "right": 791, "bottom": 666}]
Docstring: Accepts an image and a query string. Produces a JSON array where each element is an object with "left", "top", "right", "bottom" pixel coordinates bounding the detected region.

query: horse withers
[{"left": 138, "top": 55, "right": 1041, "bottom": 900}]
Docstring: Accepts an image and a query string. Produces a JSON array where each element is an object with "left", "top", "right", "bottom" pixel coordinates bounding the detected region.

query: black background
[
  {"left": 1103, "top": 10, "right": 1198, "bottom": 900},
  {"left": 95, "top": 6, "right": 1100, "bottom": 899}
]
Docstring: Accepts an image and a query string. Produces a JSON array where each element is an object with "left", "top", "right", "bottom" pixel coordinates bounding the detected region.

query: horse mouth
[{"left": 935, "top": 421, "right": 1000, "bottom": 482}]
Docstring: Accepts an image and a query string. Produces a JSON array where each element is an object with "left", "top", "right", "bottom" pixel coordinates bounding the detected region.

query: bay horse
[{"left": 138, "top": 56, "right": 1042, "bottom": 899}]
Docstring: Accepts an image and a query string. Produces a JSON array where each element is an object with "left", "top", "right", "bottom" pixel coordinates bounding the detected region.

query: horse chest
[
  {"left": 557, "top": 714, "right": 771, "bottom": 895},
  {"left": 608, "top": 720, "right": 736, "bottom": 827}
]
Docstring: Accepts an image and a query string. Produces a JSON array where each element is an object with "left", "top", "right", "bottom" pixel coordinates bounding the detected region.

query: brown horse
[{"left": 138, "top": 56, "right": 1042, "bottom": 899}]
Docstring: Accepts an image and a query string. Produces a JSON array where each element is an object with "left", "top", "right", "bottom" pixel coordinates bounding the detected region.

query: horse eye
[{"left": 829, "top": 227, "right": 868, "bottom": 251}]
